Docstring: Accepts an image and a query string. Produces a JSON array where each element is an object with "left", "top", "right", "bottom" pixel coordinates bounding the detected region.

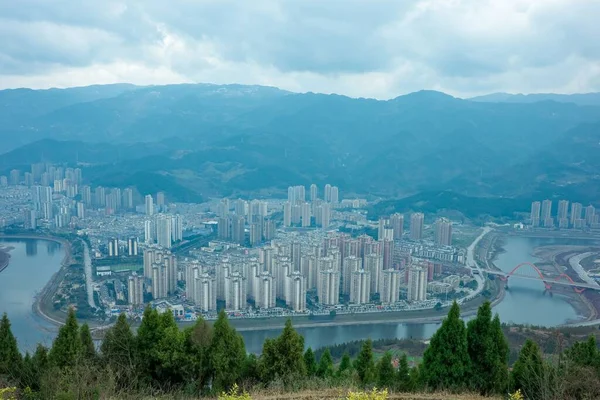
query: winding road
[{"left": 83, "top": 241, "right": 97, "bottom": 309}]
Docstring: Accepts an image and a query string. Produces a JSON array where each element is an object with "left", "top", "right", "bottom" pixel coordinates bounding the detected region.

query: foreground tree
[
  {"left": 337, "top": 352, "right": 353, "bottom": 380},
  {"left": 0, "top": 313, "right": 22, "bottom": 381},
  {"left": 304, "top": 347, "right": 317, "bottom": 377},
  {"left": 421, "top": 301, "right": 470, "bottom": 391},
  {"left": 466, "top": 302, "right": 509, "bottom": 394},
  {"left": 396, "top": 353, "right": 411, "bottom": 391},
  {"left": 79, "top": 323, "right": 96, "bottom": 362},
  {"left": 511, "top": 339, "right": 545, "bottom": 399},
  {"left": 100, "top": 313, "right": 136, "bottom": 389},
  {"left": 376, "top": 352, "right": 395, "bottom": 389},
  {"left": 49, "top": 308, "right": 82, "bottom": 369},
  {"left": 210, "top": 310, "right": 246, "bottom": 393},
  {"left": 184, "top": 316, "right": 214, "bottom": 391},
  {"left": 259, "top": 319, "right": 306, "bottom": 385},
  {"left": 317, "top": 348, "right": 334, "bottom": 379},
  {"left": 354, "top": 339, "right": 375, "bottom": 386}
]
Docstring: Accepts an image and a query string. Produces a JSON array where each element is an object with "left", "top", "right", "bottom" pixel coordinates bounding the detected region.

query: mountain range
[{"left": 1, "top": 84, "right": 599, "bottom": 213}]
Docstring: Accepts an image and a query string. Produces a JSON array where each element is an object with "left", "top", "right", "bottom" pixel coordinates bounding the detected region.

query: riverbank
[
  {"left": 0, "top": 234, "right": 72, "bottom": 328},
  {"left": 0, "top": 247, "right": 11, "bottom": 273}
]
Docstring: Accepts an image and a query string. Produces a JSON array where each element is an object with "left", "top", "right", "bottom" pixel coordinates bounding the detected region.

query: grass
[{"left": 249, "top": 389, "right": 498, "bottom": 399}]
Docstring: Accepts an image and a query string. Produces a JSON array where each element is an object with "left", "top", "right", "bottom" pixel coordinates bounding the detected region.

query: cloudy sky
[{"left": 1, "top": 0, "right": 599, "bottom": 98}]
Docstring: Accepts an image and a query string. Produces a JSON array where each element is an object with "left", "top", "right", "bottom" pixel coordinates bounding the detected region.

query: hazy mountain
[
  {"left": 1, "top": 84, "right": 600, "bottom": 204},
  {"left": 469, "top": 92, "right": 600, "bottom": 107}
]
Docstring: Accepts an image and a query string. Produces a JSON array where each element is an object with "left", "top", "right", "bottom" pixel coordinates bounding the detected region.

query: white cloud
[{"left": 0, "top": 0, "right": 598, "bottom": 98}]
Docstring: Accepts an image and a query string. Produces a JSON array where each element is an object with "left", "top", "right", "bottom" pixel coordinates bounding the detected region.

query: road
[
  {"left": 482, "top": 269, "right": 600, "bottom": 290},
  {"left": 568, "top": 252, "right": 600, "bottom": 288},
  {"left": 83, "top": 241, "right": 97, "bottom": 309},
  {"left": 464, "top": 226, "right": 492, "bottom": 300}
]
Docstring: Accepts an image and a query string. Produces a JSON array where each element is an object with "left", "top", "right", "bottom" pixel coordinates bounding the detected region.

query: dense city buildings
[{"left": 528, "top": 199, "right": 599, "bottom": 230}]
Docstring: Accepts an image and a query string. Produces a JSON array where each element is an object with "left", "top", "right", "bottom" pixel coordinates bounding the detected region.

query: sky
[{"left": 1, "top": 0, "right": 599, "bottom": 99}]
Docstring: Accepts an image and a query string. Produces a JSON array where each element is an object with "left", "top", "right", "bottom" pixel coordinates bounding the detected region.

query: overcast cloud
[{"left": 0, "top": 0, "right": 599, "bottom": 98}]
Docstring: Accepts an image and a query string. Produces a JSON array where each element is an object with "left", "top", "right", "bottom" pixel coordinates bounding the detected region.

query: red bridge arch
[{"left": 500, "top": 262, "right": 586, "bottom": 293}]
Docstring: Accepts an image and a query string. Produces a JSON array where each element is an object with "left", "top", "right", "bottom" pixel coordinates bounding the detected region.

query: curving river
[{"left": 0, "top": 235, "right": 595, "bottom": 353}]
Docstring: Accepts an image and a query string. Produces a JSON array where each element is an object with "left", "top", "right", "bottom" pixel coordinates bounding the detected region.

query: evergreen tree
[
  {"left": 511, "top": 339, "right": 544, "bottom": 399},
  {"left": 376, "top": 352, "right": 395, "bottom": 389},
  {"left": 354, "top": 339, "right": 375, "bottom": 386},
  {"left": 0, "top": 313, "right": 22, "bottom": 381},
  {"left": 79, "top": 323, "right": 96, "bottom": 362},
  {"left": 241, "top": 353, "right": 260, "bottom": 385},
  {"left": 317, "top": 348, "right": 334, "bottom": 379},
  {"left": 49, "top": 308, "right": 82, "bottom": 369},
  {"left": 100, "top": 313, "right": 136, "bottom": 387},
  {"left": 210, "top": 310, "right": 246, "bottom": 393},
  {"left": 466, "top": 302, "right": 509, "bottom": 394},
  {"left": 396, "top": 353, "right": 411, "bottom": 391},
  {"left": 565, "top": 335, "right": 600, "bottom": 371},
  {"left": 421, "top": 301, "right": 470, "bottom": 391},
  {"left": 337, "top": 351, "right": 353, "bottom": 379},
  {"left": 304, "top": 347, "right": 317, "bottom": 377},
  {"left": 184, "top": 316, "right": 214, "bottom": 391},
  {"left": 258, "top": 319, "right": 305, "bottom": 385},
  {"left": 135, "top": 306, "right": 163, "bottom": 382},
  {"left": 27, "top": 345, "right": 49, "bottom": 392}
]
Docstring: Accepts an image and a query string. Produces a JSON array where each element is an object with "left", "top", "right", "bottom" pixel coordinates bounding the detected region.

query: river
[
  {"left": 0, "top": 235, "right": 596, "bottom": 354},
  {"left": 0, "top": 238, "right": 64, "bottom": 352}
]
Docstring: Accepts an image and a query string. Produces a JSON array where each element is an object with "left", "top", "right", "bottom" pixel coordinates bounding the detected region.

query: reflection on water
[{"left": 0, "top": 239, "right": 64, "bottom": 351}]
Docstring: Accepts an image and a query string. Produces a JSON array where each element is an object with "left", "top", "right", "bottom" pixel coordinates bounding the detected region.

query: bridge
[{"left": 481, "top": 262, "right": 600, "bottom": 293}]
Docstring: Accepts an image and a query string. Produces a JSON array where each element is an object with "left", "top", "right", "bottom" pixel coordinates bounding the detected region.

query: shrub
[
  {"left": 345, "top": 387, "right": 388, "bottom": 400},
  {"left": 219, "top": 383, "right": 252, "bottom": 400},
  {"left": 509, "top": 389, "right": 524, "bottom": 400},
  {"left": 0, "top": 387, "right": 17, "bottom": 400}
]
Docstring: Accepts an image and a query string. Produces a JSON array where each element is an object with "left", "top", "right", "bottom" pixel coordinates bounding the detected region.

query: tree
[
  {"left": 354, "top": 339, "right": 375, "bottom": 386},
  {"left": 304, "top": 347, "right": 317, "bottom": 377},
  {"left": 100, "top": 313, "right": 136, "bottom": 389},
  {"left": 79, "top": 323, "right": 96, "bottom": 362},
  {"left": 511, "top": 339, "right": 544, "bottom": 399},
  {"left": 0, "top": 313, "right": 22, "bottom": 381},
  {"left": 210, "top": 310, "right": 246, "bottom": 393},
  {"left": 396, "top": 353, "right": 411, "bottom": 391},
  {"left": 49, "top": 308, "right": 82, "bottom": 369},
  {"left": 565, "top": 335, "right": 600, "bottom": 372},
  {"left": 258, "top": 319, "right": 305, "bottom": 386},
  {"left": 337, "top": 351, "right": 353, "bottom": 379},
  {"left": 466, "top": 302, "right": 509, "bottom": 394},
  {"left": 421, "top": 301, "right": 470, "bottom": 391},
  {"left": 135, "top": 306, "right": 163, "bottom": 383},
  {"left": 377, "top": 352, "right": 395, "bottom": 389},
  {"left": 184, "top": 316, "right": 214, "bottom": 392},
  {"left": 317, "top": 348, "right": 334, "bottom": 379}
]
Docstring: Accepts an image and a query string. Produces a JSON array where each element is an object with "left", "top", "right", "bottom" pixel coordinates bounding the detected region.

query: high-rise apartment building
[
  {"left": 410, "top": 213, "right": 424, "bottom": 241},
  {"left": 156, "top": 192, "right": 165, "bottom": 208},
  {"left": 283, "top": 201, "right": 292, "bottom": 227},
  {"left": 330, "top": 186, "right": 339, "bottom": 204},
  {"left": 381, "top": 269, "right": 401, "bottom": 304},
  {"left": 301, "top": 202, "right": 311, "bottom": 227},
  {"left": 288, "top": 272, "right": 306, "bottom": 312},
  {"left": 256, "top": 272, "right": 276, "bottom": 309},
  {"left": 407, "top": 265, "right": 427, "bottom": 302},
  {"left": 324, "top": 184, "right": 332, "bottom": 202},
  {"left": 557, "top": 200, "right": 569, "bottom": 228},
  {"left": 364, "top": 253, "right": 383, "bottom": 294},
  {"left": 231, "top": 215, "right": 245, "bottom": 245},
  {"left": 145, "top": 194, "right": 154, "bottom": 216},
  {"left": 128, "top": 273, "right": 144, "bottom": 306},
  {"left": 108, "top": 237, "right": 119, "bottom": 257},
  {"left": 585, "top": 205, "right": 596, "bottom": 227},
  {"left": 434, "top": 218, "right": 452, "bottom": 246},
  {"left": 318, "top": 268, "right": 340, "bottom": 306},
  {"left": 390, "top": 213, "right": 404, "bottom": 240},
  {"left": 122, "top": 188, "right": 134, "bottom": 209},
  {"left": 350, "top": 269, "right": 371, "bottom": 304},
  {"left": 127, "top": 237, "right": 138, "bottom": 256},
  {"left": 171, "top": 214, "right": 183, "bottom": 242},
  {"left": 144, "top": 220, "right": 155, "bottom": 244},
  {"left": 571, "top": 202, "right": 583, "bottom": 227},
  {"left": 530, "top": 201, "right": 541, "bottom": 227},
  {"left": 541, "top": 200, "right": 552, "bottom": 221},
  {"left": 225, "top": 271, "right": 247, "bottom": 311},
  {"left": 310, "top": 184, "right": 318, "bottom": 202},
  {"left": 156, "top": 215, "right": 172, "bottom": 248}
]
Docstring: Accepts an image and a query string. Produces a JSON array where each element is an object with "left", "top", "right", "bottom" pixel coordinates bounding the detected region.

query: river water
[{"left": 1, "top": 236, "right": 596, "bottom": 353}]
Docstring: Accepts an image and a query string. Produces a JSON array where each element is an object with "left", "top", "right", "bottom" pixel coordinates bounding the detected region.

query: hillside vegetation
[{"left": 1, "top": 301, "right": 600, "bottom": 399}]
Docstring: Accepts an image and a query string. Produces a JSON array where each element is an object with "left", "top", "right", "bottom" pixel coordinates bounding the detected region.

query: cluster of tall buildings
[
  {"left": 107, "top": 237, "right": 139, "bottom": 257},
  {"left": 530, "top": 200, "right": 598, "bottom": 229},
  {"left": 378, "top": 212, "right": 451, "bottom": 246},
  {"left": 177, "top": 231, "right": 435, "bottom": 314},
  {"left": 128, "top": 247, "right": 178, "bottom": 304},
  {"left": 144, "top": 213, "right": 183, "bottom": 248},
  {"left": 282, "top": 184, "right": 338, "bottom": 228},
  {"left": 217, "top": 198, "right": 276, "bottom": 246},
  {"left": 2, "top": 164, "right": 83, "bottom": 189}
]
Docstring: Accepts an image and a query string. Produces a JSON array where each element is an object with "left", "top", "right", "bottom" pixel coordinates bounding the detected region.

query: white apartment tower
[
  {"left": 350, "top": 269, "right": 371, "bottom": 304},
  {"left": 407, "top": 265, "right": 427, "bottom": 302}
]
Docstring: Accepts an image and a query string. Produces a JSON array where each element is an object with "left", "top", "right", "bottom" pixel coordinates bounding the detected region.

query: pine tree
[
  {"left": 337, "top": 351, "right": 353, "bottom": 379},
  {"left": 0, "top": 313, "right": 22, "bottom": 381},
  {"left": 258, "top": 319, "right": 305, "bottom": 386},
  {"left": 210, "top": 310, "right": 246, "bottom": 393},
  {"left": 354, "top": 339, "right": 375, "bottom": 386},
  {"left": 396, "top": 353, "right": 411, "bottom": 391},
  {"left": 28, "top": 345, "right": 48, "bottom": 392},
  {"left": 377, "top": 352, "right": 395, "bottom": 389},
  {"left": 317, "top": 348, "right": 334, "bottom": 379},
  {"left": 184, "top": 316, "right": 214, "bottom": 391},
  {"left": 304, "top": 347, "right": 317, "bottom": 377},
  {"left": 100, "top": 313, "right": 136, "bottom": 385},
  {"left": 421, "top": 301, "right": 470, "bottom": 390},
  {"left": 467, "top": 301, "right": 508, "bottom": 394},
  {"left": 565, "top": 335, "right": 600, "bottom": 371},
  {"left": 49, "top": 308, "right": 82, "bottom": 369},
  {"left": 511, "top": 339, "right": 544, "bottom": 399},
  {"left": 135, "top": 306, "right": 163, "bottom": 382},
  {"left": 79, "top": 323, "right": 96, "bottom": 362}
]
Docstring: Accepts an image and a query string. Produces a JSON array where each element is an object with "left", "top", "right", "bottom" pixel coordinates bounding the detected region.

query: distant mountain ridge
[
  {"left": 1, "top": 83, "right": 600, "bottom": 208},
  {"left": 469, "top": 92, "right": 600, "bottom": 106}
]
